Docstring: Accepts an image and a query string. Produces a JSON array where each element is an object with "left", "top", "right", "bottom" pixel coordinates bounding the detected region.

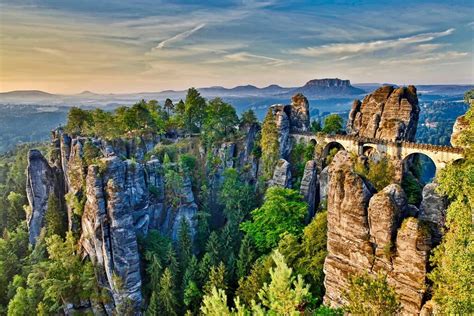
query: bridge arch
[{"left": 323, "top": 141, "right": 345, "bottom": 166}]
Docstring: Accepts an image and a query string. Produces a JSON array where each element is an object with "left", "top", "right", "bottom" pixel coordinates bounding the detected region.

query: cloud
[
  {"left": 289, "top": 28, "right": 455, "bottom": 57},
  {"left": 206, "top": 51, "right": 291, "bottom": 67},
  {"left": 153, "top": 23, "right": 206, "bottom": 50},
  {"left": 33, "top": 47, "right": 65, "bottom": 57},
  {"left": 380, "top": 51, "right": 469, "bottom": 65}
]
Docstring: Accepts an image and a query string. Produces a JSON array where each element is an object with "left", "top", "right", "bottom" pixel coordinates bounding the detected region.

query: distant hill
[
  {"left": 1, "top": 80, "right": 472, "bottom": 107},
  {"left": 287, "top": 78, "right": 365, "bottom": 97}
]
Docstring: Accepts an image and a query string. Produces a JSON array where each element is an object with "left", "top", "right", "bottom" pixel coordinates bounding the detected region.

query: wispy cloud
[
  {"left": 381, "top": 51, "right": 469, "bottom": 65},
  {"left": 289, "top": 28, "right": 455, "bottom": 57},
  {"left": 153, "top": 23, "right": 206, "bottom": 50},
  {"left": 33, "top": 47, "right": 65, "bottom": 57},
  {"left": 222, "top": 52, "right": 291, "bottom": 66}
]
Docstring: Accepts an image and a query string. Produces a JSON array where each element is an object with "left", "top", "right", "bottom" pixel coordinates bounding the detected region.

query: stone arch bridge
[{"left": 291, "top": 132, "right": 464, "bottom": 171}]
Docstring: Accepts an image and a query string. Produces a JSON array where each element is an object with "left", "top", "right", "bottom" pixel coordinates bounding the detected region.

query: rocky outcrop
[
  {"left": 450, "top": 114, "right": 469, "bottom": 147},
  {"left": 299, "top": 160, "right": 319, "bottom": 219},
  {"left": 270, "top": 159, "right": 291, "bottom": 188},
  {"left": 419, "top": 183, "right": 446, "bottom": 244},
  {"left": 347, "top": 85, "right": 419, "bottom": 141},
  {"left": 390, "top": 218, "right": 432, "bottom": 314},
  {"left": 323, "top": 151, "right": 375, "bottom": 306},
  {"left": 270, "top": 104, "right": 292, "bottom": 159},
  {"left": 319, "top": 166, "right": 330, "bottom": 203},
  {"left": 290, "top": 93, "right": 310, "bottom": 132},
  {"left": 26, "top": 150, "right": 58, "bottom": 244},
  {"left": 323, "top": 150, "right": 433, "bottom": 314}
]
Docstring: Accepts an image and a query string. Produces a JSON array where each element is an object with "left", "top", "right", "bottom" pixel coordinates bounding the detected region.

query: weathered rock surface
[
  {"left": 450, "top": 114, "right": 469, "bottom": 147},
  {"left": 419, "top": 183, "right": 446, "bottom": 244},
  {"left": 390, "top": 218, "right": 432, "bottom": 314},
  {"left": 299, "top": 160, "right": 319, "bottom": 219},
  {"left": 347, "top": 85, "right": 419, "bottom": 141},
  {"left": 26, "top": 150, "right": 58, "bottom": 244},
  {"left": 323, "top": 151, "right": 375, "bottom": 306},
  {"left": 271, "top": 159, "right": 291, "bottom": 188},
  {"left": 319, "top": 166, "right": 330, "bottom": 203},
  {"left": 323, "top": 151, "right": 433, "bottom": 315},
  {"left": 290, "top": 93, "right": 310, "bottom": 132},
  {"left": 270, "top": 104, "right": 292, "bottom": 159}
]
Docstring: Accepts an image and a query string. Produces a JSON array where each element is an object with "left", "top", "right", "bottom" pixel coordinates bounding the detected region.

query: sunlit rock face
[
  {"left": 347, "top": 85, "right": 419, "bottom": 141},
  {"left": 450, "top": 114, "right": 469, "bottom": 147},
  {"left": 323, "top": 150, "right": 434, "bottom": 315}
]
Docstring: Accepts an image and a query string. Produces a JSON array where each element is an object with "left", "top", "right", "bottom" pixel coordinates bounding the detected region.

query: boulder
[{"left": 347, "top": 85, "right": 419, "bottom": 141}]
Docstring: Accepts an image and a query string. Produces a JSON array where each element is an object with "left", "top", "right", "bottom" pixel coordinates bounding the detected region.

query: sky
[{"left": 0, "top": 0, "right": 473, "bottom": 93}]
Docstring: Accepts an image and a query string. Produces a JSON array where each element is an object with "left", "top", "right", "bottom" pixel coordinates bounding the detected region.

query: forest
[{"left": 0, "top": 88, "right": 472, "bottom": 315}]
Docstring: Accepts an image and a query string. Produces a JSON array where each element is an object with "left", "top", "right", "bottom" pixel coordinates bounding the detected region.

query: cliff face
[
  {"left": 323, "top": 151, "right": 442, "bottom": 314},
  {"left": 347, "top": 85, "right": 420, "bottom": 141},
  {"left": 289, "top": 78, "right": 365, "bottom": 97}
]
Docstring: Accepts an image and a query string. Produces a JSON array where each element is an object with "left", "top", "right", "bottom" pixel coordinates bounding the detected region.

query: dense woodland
[{"left": 0, "top": 88, "right": 472, "bottom": 315}]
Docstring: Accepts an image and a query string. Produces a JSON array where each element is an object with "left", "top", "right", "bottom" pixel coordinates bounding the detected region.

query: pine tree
[
  {"left": 237, "top": 235, "right": 256, "bottom": 279},
  {"left": 260, "top": 110, "right": 280, "bottom": 179},
  {"left": 164, "top": 245, "right": 179, "bottom": 279},
  {"left": 157, "top": 268, "right": 178, "bottom": 316},
  {"left": 199, "top": 253, "right": 212, "bottom": 286},
  {"left": 205, "top": 231, "right": 221, "bottom": 267},
  {"left": 146, "top": 253, "right": 162, "bottom": 293},
  {"left": 178, "top": 217, "right": 192, "bottom": 274},
  {"left": 44, "top": 193, "right": 66, "bottom": 237},
  {"left": 257, "top": 250, "right": 311, "bottom": 314},
  {"left": 204, "top": 262, "right": 227, "bottom": 295},
  {"left": 145, "top": 291, "right": 159, "bottom": 316}
]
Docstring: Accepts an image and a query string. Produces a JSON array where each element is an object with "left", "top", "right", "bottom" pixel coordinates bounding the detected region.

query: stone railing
[{"left": 290, "top": 132, "right": 464, "bottom": 154}]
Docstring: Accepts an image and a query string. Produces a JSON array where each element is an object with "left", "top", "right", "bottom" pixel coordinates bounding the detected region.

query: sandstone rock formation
[
  {"left": 323, "top": 150, "right": 433, "bottom": 315},
  {"left": 290, "top": 93, "right": 310, "bottom": 132},
  {"left": 271, "top": 159, "right": 291, "bottom": 188},
  {"left": 419, "top": 183, "right": 447, "bottom": 244},
  {"left": 270, "top": 104, "right": 292, "bottom": 159},
  {"left": 299, "top": 160, "right": 319, "bottom": 219},
  {"left": 450, "top": 114, "right": 469, "bottom": 147},
  {"left": 347, "top": 85, "right": 419, "bottom": 141},
  {"left": 318, "top": 166, "right": 330, "bottom": 203},
  {"left": 26, "top": 149, "right": 60, "bottom": 244}
]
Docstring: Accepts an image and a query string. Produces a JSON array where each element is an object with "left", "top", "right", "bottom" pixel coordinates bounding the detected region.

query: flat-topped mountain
[{"left": 287, "top": 78, "right": 365, "bottom": 97}]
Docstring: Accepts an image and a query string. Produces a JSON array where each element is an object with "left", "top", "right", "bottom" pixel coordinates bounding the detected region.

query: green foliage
[
  {"left": 256, "top": 250, "right": 311, "bottom": 314},
  {"left": 344, "top": 273, "right": 400, "bottom": 315},
  {"left": 202, "top": 98, "right": 239, "bottom": 147},
  {"left": 179, "top": 154, "right": 197, "bottom": 173},
  {"left": 183, "top": 88, "right": 207, "bottom": 132},
  {"left": 428, "top": 104, "right": 473, "bottom": 314},
  {"left": 236, "top": 255, "right": 273, "bottom": 306},
  {"left": 354, "top": 156, "right": 395, "bottom": 191},
  {"left": 64, "top": 107, "right": 92, "bottom": 136},
  {"left": 322, "top": 114, "right": 343, "bottom": 134},
  {"left": 241, "top": 187, "right": 308, "bottom": 253},
  {"left": 236, "top": 235, "right": 256, "bottom": 279},
  {"left": 260, "top": 110, "right": 280, "bottom": 179},
  {"left": 325, "top": 147, "right": 339, "bottom": 166},
  {"left": 310, "top": 119, "right": 322, "bottom": 133},
  {"left": 240, "top": 109, "right": 258, "bottom": 127},
  {"left": 401, "top": 172, "right": 422, "bottom": 205},
  {"left": 278, "top": 211, "right": 328, "bottom": 301},
  {"left": 464, "top": 88, "right": 474, "bottom": 104},
  {"left": 204, "top": 262, "right": 227, "bottom": 295},
  {"left": 157, "top": 268, "right": 178, "bottom": 316},
  {"left": 289, "top": 142, "right": 315, "bottom": 188},
  {"left": 44, "top": 193, "right": 66, "bottom": 238}
]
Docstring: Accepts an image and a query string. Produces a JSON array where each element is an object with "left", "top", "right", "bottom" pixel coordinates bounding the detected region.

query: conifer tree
[
  {"left": 157, "top": 268, "right": 178, "bottom": 316},
  {"left": 260, "top": 110, "right": 280, "bottom": 179},
  {"left": 205, "top": 231, "right": 221, "bottom": 267},
  {"left": 145, "top": 291, "right": 159, "bottom": 316},
  {"left": 236, "top": 235, "right": 256, "bottom": 279},
  {"left": 44, "top": 193, "right": 66, "bottom": 237},
  {"left": 178, "top": 218, "right": 192, "bottom": 274},
  {"left": 204, "top": 262, "right": 227, "bottom": 295}
]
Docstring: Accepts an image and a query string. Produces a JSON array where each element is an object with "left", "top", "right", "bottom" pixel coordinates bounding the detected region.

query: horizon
[
  {"left": 2, "top": 79, "right": 474, "bottom": 95},
  {"left": 1, "top": 1, "right": 473, "bottom": 94}
]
